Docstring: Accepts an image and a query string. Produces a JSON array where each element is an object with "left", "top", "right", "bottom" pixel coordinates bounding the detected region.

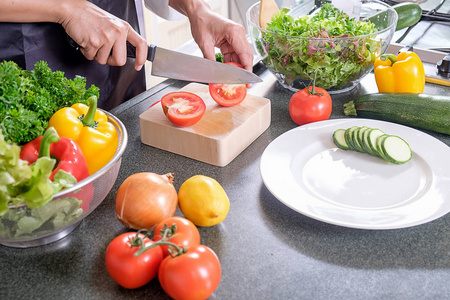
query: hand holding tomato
[
  {"left": 289, "top": 85, "right": 332, "bottom": 126},
  {"left": 158, "top": 245, "right": 221, "bottom": 300}
]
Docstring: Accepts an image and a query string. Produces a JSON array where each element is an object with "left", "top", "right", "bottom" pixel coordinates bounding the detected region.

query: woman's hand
[
  {"left": 170, "top": 0, "right": 254, "bottom": 73},
  {"left": 59, "top": 1, "right": 147, "bottom": 71}
]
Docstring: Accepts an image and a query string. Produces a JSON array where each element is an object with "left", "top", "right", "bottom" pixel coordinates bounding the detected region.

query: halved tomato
[
  {"left": 209, "top": 62, "right": 247, "bottom": 107},
  {"left": 161, "top": 91, "right": 206, "bottom": 127}
]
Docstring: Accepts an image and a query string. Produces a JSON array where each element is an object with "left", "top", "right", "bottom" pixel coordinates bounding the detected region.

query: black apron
[{"left": 0, "top": 0, "right": 146, "bottom": 111}]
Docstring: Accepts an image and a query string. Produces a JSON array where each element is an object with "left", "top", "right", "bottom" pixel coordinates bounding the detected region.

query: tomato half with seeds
[
  {"left": 209, "top": 62, "right": 247, "bottom": 107},
  {"left": 161, "top": 91, "right": 206, "bottom": 127}
]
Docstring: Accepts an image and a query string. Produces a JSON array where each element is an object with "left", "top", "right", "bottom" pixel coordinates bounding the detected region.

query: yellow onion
[{"left": 115, "top": 173, "right": 178, "bottom": 230}]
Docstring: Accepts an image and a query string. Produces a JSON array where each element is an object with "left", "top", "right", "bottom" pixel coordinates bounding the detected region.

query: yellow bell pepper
[
  {"left": 48, "top": 96, "right": 118, "bottom": 175},
  {"left": 374, "top": 51, "right": 425, "bottom": 93}
]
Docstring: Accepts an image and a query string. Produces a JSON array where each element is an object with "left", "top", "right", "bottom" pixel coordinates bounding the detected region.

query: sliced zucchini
[
  {"left": 334, "top": 126, "right": 412, "bottom": 164},
  {"left": 351, "top": 127, "right": 365, "bottom": 152},
  {"left": 333, "top": 129, "right": 350, "bottom": 150},
  {"left": 375, "top": 134, "right": 390, "bottom": 161},
  {"left": 361, "top": 127, "right": 375, "bottom": 155},
  {"left": 381, "top": 135, "right": 412, "bottom": 164},
  {"left": 344, "top": 126, "right": 359, "bottom": 151},
  {"left": 368, "top": 128, "right": 385, "bottom": 157},
  {"left": 356, "top": 126, "right": 370, "bottom": 153}
]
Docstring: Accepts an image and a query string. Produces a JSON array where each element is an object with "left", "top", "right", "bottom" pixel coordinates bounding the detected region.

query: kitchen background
[{"left": 139, "top": 0, "right": 450, "bottom": 89}]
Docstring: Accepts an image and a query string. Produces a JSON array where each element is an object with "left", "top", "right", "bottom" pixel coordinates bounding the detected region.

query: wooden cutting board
[{"left": 139, "top": 83, "right": 271, "bottom": 167}]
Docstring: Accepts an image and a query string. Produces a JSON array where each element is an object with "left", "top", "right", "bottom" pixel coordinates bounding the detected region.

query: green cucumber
[
  {"left": 344, "top": 93, "right": 450, "bottom": 136},
  {"left": 365, "top": 2, "right": 422, "bottom": 31}
]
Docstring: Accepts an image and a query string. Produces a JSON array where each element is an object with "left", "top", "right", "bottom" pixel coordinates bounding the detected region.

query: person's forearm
[
  {"left": 0, "top": 0, "right": 75, "bottom": 23},
  {"left": 168, "top": 0, "right": 210, "bottom": 18}
]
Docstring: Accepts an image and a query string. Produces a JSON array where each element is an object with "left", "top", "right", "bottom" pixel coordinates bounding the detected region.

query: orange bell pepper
[
  {"left": 48, "top": 96, "right": 118, "bottom": 175},
  {"left": 374, "top": 51, "right": 425, "bottom": 93}
]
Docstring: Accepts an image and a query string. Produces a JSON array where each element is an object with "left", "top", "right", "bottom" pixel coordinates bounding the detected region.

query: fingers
[{"left": 126, "top": 30, "right": 148, "bottom": 71}]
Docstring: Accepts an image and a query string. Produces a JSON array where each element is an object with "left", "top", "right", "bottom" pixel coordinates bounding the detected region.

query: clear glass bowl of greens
[
  {"left": 247, "top": 0, "right": 398, "bottom": 93},
  {"left": 0, "top": 112, "right": 127, "bottom": 248}
]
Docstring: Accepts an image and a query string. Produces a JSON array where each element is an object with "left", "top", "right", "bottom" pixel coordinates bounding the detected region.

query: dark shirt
[{"left": 0, "top": 0, "right": 146, "bottom": 110}]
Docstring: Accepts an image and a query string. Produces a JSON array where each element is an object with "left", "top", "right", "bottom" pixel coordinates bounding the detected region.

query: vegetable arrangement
[
  {"left": 0, "top": 61, "right": 98, "bottom": 145},
  {"left": 258, "top": 3, "right": 379, "bottom": 90},
  {"left": 106, "top": 219, "right": 221, "bottom": 299},
  {"left": 0, "top": 61, "right": 118, "bottom": 239},
  {"left": 49, "top": 95, "right": 118, "bottom": 175},
  {"left": 108, "top": 173, "right": 230, "bottom": 297},
  {"left": 333, "top": 126, "right": 412, "bottom": 164}
]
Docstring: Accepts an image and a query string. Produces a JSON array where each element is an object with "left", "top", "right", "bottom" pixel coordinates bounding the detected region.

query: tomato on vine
[
  {"left": 105, "top": 232, "right": 163, "bottom": 289},
  {"left": 153, "top": 216, "right": 200, "bottom": 257},
  {"left": 158, "top": 245, "right": 221, "bottom": 300}
]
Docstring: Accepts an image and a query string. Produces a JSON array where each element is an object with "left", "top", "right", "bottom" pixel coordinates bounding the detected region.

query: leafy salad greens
[
  {"left": 0, "top": 129, "right": 82, "bottom": 238},
  {"left": 0, "top": 60, "right": 99, "bottom": 145},
  {"left": 258, "top": 3, "right": 380, "bottom": 90}
]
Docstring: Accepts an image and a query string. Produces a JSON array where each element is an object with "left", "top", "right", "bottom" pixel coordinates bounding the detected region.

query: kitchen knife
[{"left": 67, "top": 36, "right": 262, "bottom": 84}]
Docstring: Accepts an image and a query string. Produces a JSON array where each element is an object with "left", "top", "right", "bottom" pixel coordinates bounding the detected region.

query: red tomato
[
  {"left": 209, "top": 62, "right": 247, "bottom": 107},
  {"left": 153, "top": 216, "right": 201, "bottom": 257},
  {"left": 161, "top": 92, "right": 206, "bottom": 127},
  {"left": 105, "top": 232, "right": 163, "bottom": 289},
  {"left": 289, "top": 86, "right": 332, "bottom": 125},
  {"left": 158, "top": 245, "right": 221, "bottom": 300}
]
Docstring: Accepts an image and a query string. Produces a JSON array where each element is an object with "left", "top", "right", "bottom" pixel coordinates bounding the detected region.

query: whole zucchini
[
  {"left": 344, "top": 93, "right": 450, "bottom": 135},
  {"left": 366, "top": 2, "right": 422, "bottom": 31},
  {"left": 393, "top": 2, "right": 422, "bottom": 31}
]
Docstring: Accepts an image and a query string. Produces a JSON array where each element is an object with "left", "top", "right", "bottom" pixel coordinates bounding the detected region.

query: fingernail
[{"left": 135, "top": 64, "right": 143, "bottom": 71}]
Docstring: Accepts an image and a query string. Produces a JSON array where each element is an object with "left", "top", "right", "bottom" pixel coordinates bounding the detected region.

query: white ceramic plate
[{"left": 260, "top": 119, "right": 450, "bottom": 229}]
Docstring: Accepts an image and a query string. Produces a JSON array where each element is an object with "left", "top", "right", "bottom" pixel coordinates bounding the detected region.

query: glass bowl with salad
[
  {"left": 0, "top": 112, "right": 127, "bottom": 248},
  {"left": 247, "top": 0, "right": 398, "bottom": 93}
]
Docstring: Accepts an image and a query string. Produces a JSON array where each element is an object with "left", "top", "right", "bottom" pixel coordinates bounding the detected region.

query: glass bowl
[
  {"left": 0, "top": 111, "right": 127, "bottom": 248},
  {"left": 247, "top": 0, "right": 398, "bottom": 93}
]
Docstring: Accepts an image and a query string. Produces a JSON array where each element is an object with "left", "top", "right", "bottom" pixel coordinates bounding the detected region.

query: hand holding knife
[{"left": 67, "top": 36, "right": 262, "bottom": 85}]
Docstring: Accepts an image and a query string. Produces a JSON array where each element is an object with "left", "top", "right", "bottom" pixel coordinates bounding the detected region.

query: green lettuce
[
  {"left": 259, "top": 3, "right": 380, "bottom": 90},
  {"left": 0, "top": 129, "right": 77, "bottom": 215}
]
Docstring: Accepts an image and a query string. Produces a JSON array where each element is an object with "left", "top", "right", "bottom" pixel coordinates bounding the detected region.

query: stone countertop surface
[{"left": 1, "top": 67, "right": 450, "bottom": 300}]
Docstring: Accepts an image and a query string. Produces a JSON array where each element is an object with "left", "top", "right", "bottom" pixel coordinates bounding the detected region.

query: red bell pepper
[{"left": 20, "top": 127, "right": 89, "bottom": 182}]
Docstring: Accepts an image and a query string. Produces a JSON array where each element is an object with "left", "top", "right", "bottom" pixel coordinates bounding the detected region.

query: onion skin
[{"left": 115, "top": 173, "right": 178, "bottom": 230}]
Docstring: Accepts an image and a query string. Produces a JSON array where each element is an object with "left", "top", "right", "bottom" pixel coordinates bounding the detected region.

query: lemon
[{"left": 178, "top": 175, "right": 230, "bottom": 227}]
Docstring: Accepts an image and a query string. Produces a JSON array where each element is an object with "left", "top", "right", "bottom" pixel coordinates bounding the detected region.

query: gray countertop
[{"left": 1, "top": 66, "right": 450, "bottom": 300}]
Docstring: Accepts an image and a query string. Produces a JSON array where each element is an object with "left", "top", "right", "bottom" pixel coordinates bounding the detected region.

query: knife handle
[{"left": 67, "top": 35, "right": 156, "bottom": 62}]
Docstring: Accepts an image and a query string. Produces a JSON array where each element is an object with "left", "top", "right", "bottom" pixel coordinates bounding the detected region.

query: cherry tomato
[
  {"left": 153, "top": 216, "right": 201, "bottom": 257},
  {"left": 105, "top": 232, "right": 163, "bottom": 289},
  {"left": 209, "top": 62, "right": 247, "bottom": 107},
  {"left": 161, "top": 92, "right": 206, "bottom": 127},
  {"left": 158, "top": 245, "right": 221, "bottom": 300},
  {"left": 288, "top": 86, "right": 332, "bottom": 125}
]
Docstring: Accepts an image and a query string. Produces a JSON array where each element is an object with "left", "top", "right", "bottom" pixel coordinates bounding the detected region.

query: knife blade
[
  {"left": 67, "top": 36, "right": 262, "bottom": 84},
  {"left": 126, "top": 43, "right": 262, "bottom": 84}
]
